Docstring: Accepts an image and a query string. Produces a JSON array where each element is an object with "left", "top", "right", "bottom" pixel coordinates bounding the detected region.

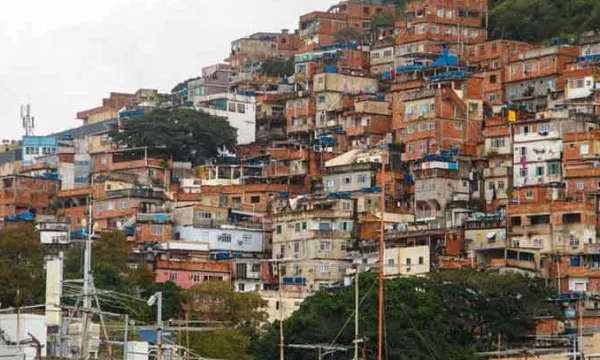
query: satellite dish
[{"left": 147, "top": 294, "right": 157, "bottom": 307}]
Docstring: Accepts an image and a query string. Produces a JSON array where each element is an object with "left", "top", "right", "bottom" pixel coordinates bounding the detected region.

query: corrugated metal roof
[{"left": 50, "top": 119, "right": 117, "bottom": 140}]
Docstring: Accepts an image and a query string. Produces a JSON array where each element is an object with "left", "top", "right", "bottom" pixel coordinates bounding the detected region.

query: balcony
[
  {"left": 312, "top": 230, "right": 352, "bottom": 239},
  {"left": 404, "top": 88, "right": 437, "bottom": 101},
  {"left": 137, "top": 213, "right": 173, "bottom": 223},
  {"left": 510, "top": 223, "right": 551, "bottom": 236},
  {"left": 104, "top": 188, "right": 166, "bottom": 201},
  {"left": 287, "top": 123, "right": 315, "bottom": 134},
  {"left": 483, "top": 167, "right": 509, "bottom": 178}
]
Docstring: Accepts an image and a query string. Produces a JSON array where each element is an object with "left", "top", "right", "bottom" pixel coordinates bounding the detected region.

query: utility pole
[
  {"left": 354, "top": 267, "right": 360, "bottom": 360},
  {"left": 378, "top": 147, "right": 387, "bottom": 360},
  {"left": 81, "top": 193, "right": 93, "bottom": 359},
  {"left": 157, "top": 292, "right": 163, "bottom": 360},
  {"left": 123, "top": 314, "right": 129, "bottom": 360},
  {"left": 278, "top": 261, "right": 285, "bottom": 360}
]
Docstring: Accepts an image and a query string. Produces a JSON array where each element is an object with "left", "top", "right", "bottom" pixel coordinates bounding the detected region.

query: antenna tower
[{"left": 20, "top": 104, "right": 35, "bottom": 136}]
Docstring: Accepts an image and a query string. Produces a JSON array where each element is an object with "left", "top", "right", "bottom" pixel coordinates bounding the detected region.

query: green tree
[
  {"left": 250, "top": 271, "right": 560, "bottom": 360},
  {"left": 334, "top": 28, "right": 363, "bottom": 45},
  {"left": 488, "top": 0, "right": 600, "bottom": 43},
  {"left": 0, "top": 223, "right": 45, "bottom": 306},
  {"left": 260, "top": 58, "right": 295, "bottom": 77},
  {"left": 111, "top": 108, "right": 237, "bottom": 165},
  {"left": 184, "top": 281, "right": 267, "bottom": 360}
]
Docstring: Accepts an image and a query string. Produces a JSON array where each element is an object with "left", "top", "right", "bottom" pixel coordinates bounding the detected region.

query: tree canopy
[
  {"left": 260, "top": 58, "right": 295, "bottom": 78},
  {"left": 111, "top": 108, "right": 237, "bottom": 165},
  {"left": 0, "top": 223, "right": 45, "bottom": 307},
  {"left": 488, "top": 0, "right": 600, "bottom": 43},
  {"left": 250, "top": 271, "right": 560, "bottom": 360},
  {"left": 184, "top": 281, "right": 267, "bottom": 360}
]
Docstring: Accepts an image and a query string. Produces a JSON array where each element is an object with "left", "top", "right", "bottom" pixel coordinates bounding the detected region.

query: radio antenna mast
[{"left": 20, "top": 104, "right": 35, "bottom": 136}]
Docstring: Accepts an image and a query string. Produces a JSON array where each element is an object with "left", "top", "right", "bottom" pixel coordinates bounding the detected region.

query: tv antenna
[{"left": 20, "top": 103, "right": 35, "bottom": 136}]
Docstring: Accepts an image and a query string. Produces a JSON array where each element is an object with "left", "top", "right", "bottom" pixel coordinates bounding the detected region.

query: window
[
  {"left": 302, "top": 222, "right": 307, "bottom": 230},
  {"left": 325, "top": 178, "right": 334, "bottom": 187},
  {"left": 387, "top": 258, "right": 395, "bottom": 266},
  {"left": 341, "top": 242, "right": 348, "bottom": 251},
  {"left": 498, "top": 181, "right": 505, "bottom": 190},
  {"left": 228, "top": 102, "right": 236, "bottom": 112},
  {"left": 408, "top": 144, "right": 414, "bottom": 152},
  {"left": 169, "top": 273, "right": 177, "bottom": 282},
  {"left": 238, "top": 283, "right": 245, "bottom": 292},
  {"left": 218, "top": 233, "right": 232, "bottom": 243},
  {"left": 107, "top": 201, "right": 115, "bottom": 211},
  {"left": 580, "top": 144, "right": 590, "bottom": 155},
  {"left": 437, "top": 8, "right": 444, "bottom": 17},
  {"left": 193, "top": 274, "right": 201, "bottom": 283},
  {"left": 293, "top": 265, "right": 300, "bottom": 276},
  {"left": 520, "top": 146, "right": 527, "bottom": 156},
  {"left": 343, "top": 201, "right": 351, "bottom": 211},
  {"left": 250, "top": 195, "right": 260, "bottom": 204},
  {"left": 320, "top": 263, "right": 330, "bottom": 273},
  {"left": 276, "top": 225, "right": 282, "bottom": 234},
  {"left": 489, "top": 93, "right": 497, "bottom": 102},
  {"left": 535, "top": 166, "right": 544, "bottom": 176},
  {"left": 490, "top": 137, "right": 505, "bottom": 148},
  {"left": 196, "top": 211, "right": 213, "bottom": 219},
  {"left": 489, "top": 74, "right": 497, "bottom": 83},
  {"left": 317, "top": 94, "right": 326, "bottom": 104},
  {"left": 408, "top": 125, "right": 415, "bottom": 134},
  {"left": 533, "top": 238, "right": 543, "bottom": 248},
  {"left": 372, "top": 52, "right": 380, "bottom": 60},
  {"left": 538, "top": 123, "right": 550, "bottom": 133},
  {"left": 454, "top": 121, "right": 463, "bottom": 130},
  {"left": 119, "top": 200, "right": 128, "bottom": 210},
  {"left": 96, "top": 203, "right": 104, "bottom": 213},
  {"left": 519, "top": 168, "right": 527, "bottom": 177},
  {"left": 418, "top": 256, "right": 424, "bottom": 265},
  {"left": 383, "top": 49, "right": 392, "bottom": 57},
  {"left": 151, "top": 225, "right": 163, "bottom": 236},
  {"left": 488, "top": 181, "right": 495, "bottom": 190},
  {"left": 406, "top": 258, "right": 412, "bottom": 272},
  {"left": 320, "top": 241, "right": 332, "bottom": 251},
  {"left": 357, "top": 174, "right": 367, "bottom": 183},
  {"left": 293, "top": 241, "right": 300, "bottom": 253},
  {"left": 344, "top": 177, "right": 352, "bottom": 185},
  {"left": 341, "top": 221, "right": 350, "bottom": 231},
  {"left": 526, "top": 190, "right": 534, "bottom": 199},
  {"left": 419, "top": 142, "right": 426, "bottom": 153},
  {"left": 431, "top": 24, "right": 438, "bottom": 33},
  {"left": 295, "top": 222, "right": 301, "bottom": 232},
  {"left": 577, "top": 181, "right": 584, "bottom": 191},
  {"left": 236, "top": 103, "right": 245, "bottom": 114},
  {"left": 511, "top": 216, "right": 522, "bottom": 226}
]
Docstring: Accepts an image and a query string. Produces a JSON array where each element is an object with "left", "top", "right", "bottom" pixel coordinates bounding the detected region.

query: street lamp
[{"left": 148, "top": 292, "right": 163, "bottom": 360}]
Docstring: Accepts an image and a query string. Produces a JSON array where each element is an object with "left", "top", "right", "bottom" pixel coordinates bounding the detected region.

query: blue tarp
[
  {"left": 430, "top": 46, "right": 458, "bottom": 68},
  {"left": 5, "top": 212, "right": 34, "bottom": 222}
]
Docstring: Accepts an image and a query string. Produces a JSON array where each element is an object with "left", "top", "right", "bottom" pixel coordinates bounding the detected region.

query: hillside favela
[{"left": 4, "top": 0, "right": 600, "bottom": 359}]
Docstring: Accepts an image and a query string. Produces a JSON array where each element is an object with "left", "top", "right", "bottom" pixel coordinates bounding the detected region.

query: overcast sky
[{"left": 0, "top": 0, "right": 333, "bottom": 140}]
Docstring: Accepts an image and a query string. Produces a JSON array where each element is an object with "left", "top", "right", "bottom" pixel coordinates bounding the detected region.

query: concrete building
[
  {"left": 383, "top": 245, "right": 431, "bottom": 277},
  {"left": 505, "top": 46, "right": 579, "bottom": 111},
  {"left": 195, "top": 93, "right": 257, "bottom": 145},
  {"left": 299, "top": 1, "right": 396, "bottom": 50},
  {"left": 395, "top": 0, "right": 488, "bottom": 68},
  {"left": 272, "top": 196, "right": 355, "bottom": 291}
]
